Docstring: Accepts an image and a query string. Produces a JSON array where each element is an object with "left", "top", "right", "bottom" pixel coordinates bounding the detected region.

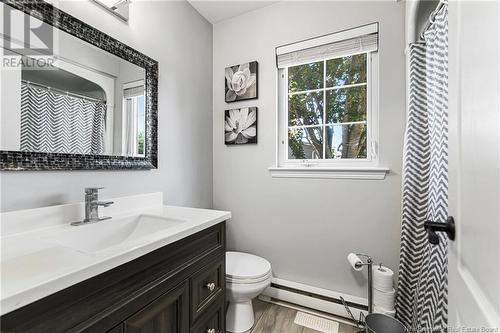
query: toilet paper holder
[
  {"left": 351, "top": 253, "right": 374, "bottom": 314},
  {"left": 342, "top": 253, "right": 375, "bottom": 332}
]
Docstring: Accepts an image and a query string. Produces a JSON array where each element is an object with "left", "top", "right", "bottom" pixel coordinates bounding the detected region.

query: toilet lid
[{"left": 226, "top": 251, "right": 271, "bottom": 280}]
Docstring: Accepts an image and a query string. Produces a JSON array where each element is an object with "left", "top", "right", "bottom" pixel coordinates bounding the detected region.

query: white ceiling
[{"left": 187, "top": 1, "right": 280, "bottom": 24}]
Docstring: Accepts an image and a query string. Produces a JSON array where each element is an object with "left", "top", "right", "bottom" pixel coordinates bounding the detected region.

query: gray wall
[
  {"left": 0, "top": 1, "right": 214, "bottom": 211},
  {"left": 212, "top": 1, "right": 405, "bottom": 298}
]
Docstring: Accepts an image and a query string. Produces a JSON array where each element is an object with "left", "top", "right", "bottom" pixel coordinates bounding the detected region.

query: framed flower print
[
  {"left": 224, "top": 107, "right": 258, "bottom": 145},
  {"left": 225, "top": 61, "right": 258, "bottom": 102}
]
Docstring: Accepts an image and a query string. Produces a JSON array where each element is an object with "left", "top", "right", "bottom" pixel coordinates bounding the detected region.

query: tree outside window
[{"left": 287, "top": 53, "right": 368, "bottom": 160}]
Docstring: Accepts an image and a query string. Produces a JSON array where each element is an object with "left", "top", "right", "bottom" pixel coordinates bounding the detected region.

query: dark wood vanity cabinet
[
  {"left": 0, "top": 223, "right": 226, "bottom": 333},
  {"left": 110, "top": 281, "right": 189, "bottom": 333}
]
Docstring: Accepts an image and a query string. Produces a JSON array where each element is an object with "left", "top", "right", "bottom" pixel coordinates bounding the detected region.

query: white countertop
[{"left": 0, "top": 193, "right": 231, "bottom": 315}]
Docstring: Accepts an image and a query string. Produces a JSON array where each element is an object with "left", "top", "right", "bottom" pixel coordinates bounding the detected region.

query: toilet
[{"left": 226, "top": 251, "right": 272, "bottom": 333}]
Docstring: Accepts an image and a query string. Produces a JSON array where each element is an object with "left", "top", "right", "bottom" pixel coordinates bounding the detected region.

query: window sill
[{"left": 268, "top": 166, "right": 390, "bottom": 180}]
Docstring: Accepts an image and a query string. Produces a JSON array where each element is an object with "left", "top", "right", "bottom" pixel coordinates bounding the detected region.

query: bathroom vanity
[{"left": 0, "top": 193, "right": 230, "bottom": 333}]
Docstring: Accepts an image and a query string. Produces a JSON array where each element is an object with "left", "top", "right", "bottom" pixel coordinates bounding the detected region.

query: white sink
[
  {"left": 0, "top": 193, "right": 232, "bottom": 316},
  {"left": 40, "top": 214, "right": 186, "bottom": 254}
]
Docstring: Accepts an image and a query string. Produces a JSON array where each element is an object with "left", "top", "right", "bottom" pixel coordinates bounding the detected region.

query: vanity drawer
[
  {"left": 190, "top": 259, "right": 224, "bottom": 323},
  {"left": 190, "top": 298, "right": 224, "bottom": 333}
]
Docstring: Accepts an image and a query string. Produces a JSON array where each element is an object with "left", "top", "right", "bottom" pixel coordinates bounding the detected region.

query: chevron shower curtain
[
  {"left": 20, "top": 82, "right": 107, "bottom": 155},
  {"left": 397, "top": 2, "right": 448, "bottom": 332}
]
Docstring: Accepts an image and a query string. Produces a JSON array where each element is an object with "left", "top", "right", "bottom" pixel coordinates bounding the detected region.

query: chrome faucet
[{"left": 71, "top": 187, "right": 114, "bottom": 226}]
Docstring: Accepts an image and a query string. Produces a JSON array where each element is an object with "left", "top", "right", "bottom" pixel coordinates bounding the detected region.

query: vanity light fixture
[{"left": 92, "top": 0, "right": 130, "bottom": 22}]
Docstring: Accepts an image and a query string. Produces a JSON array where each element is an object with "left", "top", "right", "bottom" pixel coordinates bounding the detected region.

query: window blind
[
  {"left": 276, "top": 23, "right": 378, "bottom": 68},
  {"left": 124, "top": 85, "right": 144, "bottom": 98}
]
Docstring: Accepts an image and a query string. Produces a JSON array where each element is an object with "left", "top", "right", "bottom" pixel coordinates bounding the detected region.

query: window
[
  {"left": 122, "top": 81, "right": 145, "bottom": 156},
  {"left": 131, "top": 94, "right": 145, "bottom": 155},
  {"left": 286, "top": 53, "right": 369, "bottom": 160},
  {"left": 273, "top": 24, "right": 386, "bottom": 178}
]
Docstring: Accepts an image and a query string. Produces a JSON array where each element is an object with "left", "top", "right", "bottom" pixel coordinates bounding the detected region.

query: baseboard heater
[{"left": 261, "top": 279, "right": 368, "bottom": 321}]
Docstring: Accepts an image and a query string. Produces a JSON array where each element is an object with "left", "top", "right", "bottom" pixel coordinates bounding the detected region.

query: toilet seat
[
  {"left": 226, "top": 270, "right": 272, "bottom": 284},
  {"left": 226, "top": 251, "right": 272, "bottom": 283}
]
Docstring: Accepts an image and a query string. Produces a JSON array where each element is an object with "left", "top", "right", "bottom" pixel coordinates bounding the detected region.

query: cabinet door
[
  {"left": 107, "top": 324, "right": 124, "bottom": 333},
  {"left": 191, "top": 299, "right": 225, "bottom": 333},
  {"left": 124, "top": 281, "right": 189, "bottom": 333}
]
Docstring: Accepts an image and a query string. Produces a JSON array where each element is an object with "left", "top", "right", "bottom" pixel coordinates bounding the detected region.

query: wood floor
[{"left": 239, "top": 300, "right": 358, "bottom": 333}]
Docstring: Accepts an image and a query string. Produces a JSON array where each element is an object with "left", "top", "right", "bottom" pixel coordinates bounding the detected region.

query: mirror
[{"left": 0, "top": 2, "right": 158, "bottom": 170}]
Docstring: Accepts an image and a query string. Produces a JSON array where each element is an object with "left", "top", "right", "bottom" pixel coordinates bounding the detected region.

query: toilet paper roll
[
  {"left": 373, "top": 280, "right": 393, "bottom": 293},
  {"left": 372, "top": 265, "right": 394, "bottom": 292},
  {"left": 347, "top": 253, "right": 363, "bottom": 271},
  {"left": 373, "top": 288, "right": 396, "bottom": 311}
]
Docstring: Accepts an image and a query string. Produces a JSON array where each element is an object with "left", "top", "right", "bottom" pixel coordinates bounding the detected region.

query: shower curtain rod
[
  {"left": 22, "top": 80, "right": 106, "bottom": 103},
  {"left": 419, "top": 0, "right": 446, "bottom": 41}
]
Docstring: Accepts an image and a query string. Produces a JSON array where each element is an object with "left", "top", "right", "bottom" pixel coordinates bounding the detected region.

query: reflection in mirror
[
  {"left": 123, "top": 81, "right": 146, "bottom": 156},
  {"left": 1, "top": 6, "right": 146, "bottom": 157}
]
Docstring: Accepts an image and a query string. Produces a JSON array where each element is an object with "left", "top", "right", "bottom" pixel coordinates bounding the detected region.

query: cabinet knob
[{"left": 205, "top": 282, "right": 216, "bottom": 292}]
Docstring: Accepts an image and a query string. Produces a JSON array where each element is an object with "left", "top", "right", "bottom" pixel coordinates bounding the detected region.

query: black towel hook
[{"left": 424, "top": 216, "right": 456, "bottom": 245}]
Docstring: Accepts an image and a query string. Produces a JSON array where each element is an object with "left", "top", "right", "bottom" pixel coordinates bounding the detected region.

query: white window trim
[
  {"left": 270, "top": 51, "right": 389, "bottom": 180},
  {"left": 268, "top": 166, "right": 389, "bottom": 180}
]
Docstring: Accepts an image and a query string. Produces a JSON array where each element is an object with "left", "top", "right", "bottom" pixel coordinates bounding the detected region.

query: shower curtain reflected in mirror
[{"left": 20, "top": 82, "right": 107, "bottom": 155}]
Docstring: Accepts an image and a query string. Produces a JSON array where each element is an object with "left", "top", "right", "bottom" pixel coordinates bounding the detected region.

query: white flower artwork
[
  {"left": 225, "top": 61, "right": 258, "bottom": 102},
  {"left": 224, "top": 107, "right": 258, "bottom": 145}
]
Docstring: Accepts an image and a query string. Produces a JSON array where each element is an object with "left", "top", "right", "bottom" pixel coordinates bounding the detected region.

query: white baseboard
[{"left": 261, "top": 278, "right": 368, "bottom": 321}]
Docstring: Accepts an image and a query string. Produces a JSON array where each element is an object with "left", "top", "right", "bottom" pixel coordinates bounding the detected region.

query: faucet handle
[{"left": 85, "top": 187, "right": 104, "bottom": 194}]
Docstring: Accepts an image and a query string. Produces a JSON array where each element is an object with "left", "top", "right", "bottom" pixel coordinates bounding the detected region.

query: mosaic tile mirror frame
[{"left": 1, "top": 1, "right": 158, "bottom": 170}]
